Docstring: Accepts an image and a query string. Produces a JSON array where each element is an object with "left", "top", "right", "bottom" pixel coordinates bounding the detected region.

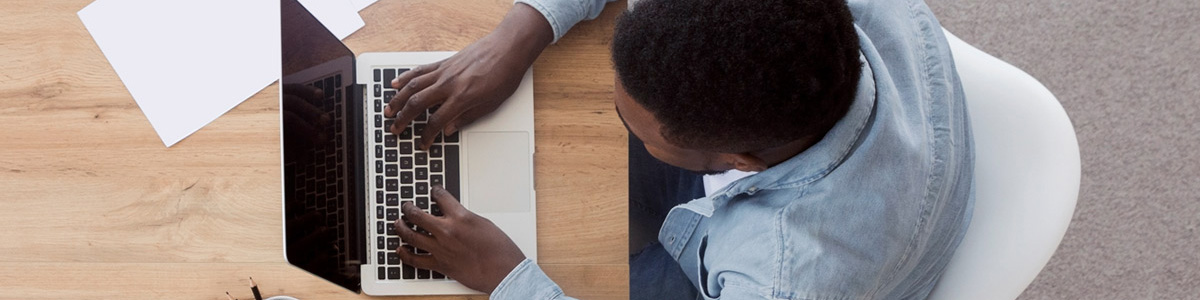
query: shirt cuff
[
  {"left": 513, "top": 0, "right": 568, "bottom": 43},
  {"left": 490, "top": 258, "right": 567, "bottom": 300}
]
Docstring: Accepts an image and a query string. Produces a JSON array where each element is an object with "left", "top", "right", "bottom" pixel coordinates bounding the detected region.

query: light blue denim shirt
[{"left": 493, "top": 0, "right": 974, "bottom": 299}]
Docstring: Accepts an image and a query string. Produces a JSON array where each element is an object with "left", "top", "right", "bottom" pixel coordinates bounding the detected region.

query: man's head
[{"left": 612, "top": 0, "right": 862, "bottom": 173}]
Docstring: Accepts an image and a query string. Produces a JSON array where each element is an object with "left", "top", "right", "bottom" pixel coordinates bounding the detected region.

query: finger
[
  {"left": 431, "top": 186, "right": 467, "bottom": 218},
  {"left": 282, "top": 83, "right": 324, "bottom": 103},
  {"left": 389, "top": 86, "right": 448, "bottom": 137},
  {"left": 401, "top": 201, "right": 445, "bottom": 235},
  {"left": 283, "top": 94, "right": 331, "bottom": 127},
  {"left": 446, "top": 103, "right": 498, "bottom": 136},
  {"left": 395, "top": 245, "right": 439, "bottom": 270},
  {"left": 385, "top": 65, "right": 439, "bottom": 117},
  {"left": 391, "top": 62, "right": 440, "bottom": 90},
  {"left": 419, "top": 96, "right": 467, "bottom": 150},
  {"left": 393, "top": 217, "right": 438, "bottom": 251}
]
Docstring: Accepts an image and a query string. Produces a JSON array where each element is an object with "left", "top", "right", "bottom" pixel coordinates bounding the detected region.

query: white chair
[{"left": 928, "top": 30, "right": 1081, "bottom": 300}]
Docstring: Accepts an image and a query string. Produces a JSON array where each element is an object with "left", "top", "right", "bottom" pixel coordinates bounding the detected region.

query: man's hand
[
  {"left": 393, "top": 186, "right": 527, "bottom": 293},
  {"left": 384, "top": 3, "right": 553, "bottom": 150}
]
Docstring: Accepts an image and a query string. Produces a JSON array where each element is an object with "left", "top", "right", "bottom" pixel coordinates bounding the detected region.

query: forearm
[{"left": 492, "top": 3, "right": 555, "bottom": 67}]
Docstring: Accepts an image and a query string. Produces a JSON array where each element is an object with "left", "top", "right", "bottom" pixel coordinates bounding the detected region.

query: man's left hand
[{"left": 393, "top": 186, "right": 526, "bottom": 293}]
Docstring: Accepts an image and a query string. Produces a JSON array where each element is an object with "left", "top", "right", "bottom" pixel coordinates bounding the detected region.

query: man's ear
[{"left": 721, "top": 153, "right": 768, "bottom": 172}]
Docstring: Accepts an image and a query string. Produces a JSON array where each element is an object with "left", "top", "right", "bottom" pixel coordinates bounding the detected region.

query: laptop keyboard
[{"left": 369, "top": 67, "right": 461, "bottom": 281}]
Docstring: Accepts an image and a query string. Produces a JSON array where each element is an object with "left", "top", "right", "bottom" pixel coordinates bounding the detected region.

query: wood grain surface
[{"left": 0, "top": 0, "right": 629, "bottom": 299}]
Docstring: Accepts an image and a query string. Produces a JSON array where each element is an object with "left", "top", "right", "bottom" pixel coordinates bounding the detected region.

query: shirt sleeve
[
  {"left": 514, "top": 0, "right": 616, "bottom": 43},
  {"left": 490, "top": 258, "right": 578, "bottom": 300}
]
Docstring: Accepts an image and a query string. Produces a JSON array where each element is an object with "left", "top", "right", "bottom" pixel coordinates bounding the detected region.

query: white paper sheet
[
  {"left": 299, "top": 0, "right": 365, "bottom": 40},
  {"left": 348, "top": 0, "right": 379, "bottom": 12},
  {"left": 78, "top": 0, "right": 281, "bottom": 147}
]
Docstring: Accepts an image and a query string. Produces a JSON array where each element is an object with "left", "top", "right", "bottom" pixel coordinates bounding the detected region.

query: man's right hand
[{"left": 385, "top": 3, "right": 554, "bottom": 150}]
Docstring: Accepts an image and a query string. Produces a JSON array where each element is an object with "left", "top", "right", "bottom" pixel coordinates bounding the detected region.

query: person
[{"left": 386, "top": 0, "right": 975, "bottom": 298}]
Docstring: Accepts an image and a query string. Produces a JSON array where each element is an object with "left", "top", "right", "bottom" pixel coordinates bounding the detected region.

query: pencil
[
  {"left": 226, "top": 291, "right": 237, "bottom": 300},
  {"left": 249, "top": 277, "right": 263, "bottom": 300}
]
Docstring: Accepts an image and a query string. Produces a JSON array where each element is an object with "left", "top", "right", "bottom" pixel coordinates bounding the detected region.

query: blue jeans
[{"left": 629, "top": 133, "right": 703, "bottom": 300}]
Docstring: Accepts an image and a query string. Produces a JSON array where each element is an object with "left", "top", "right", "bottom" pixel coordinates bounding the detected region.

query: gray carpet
[{"left": 924, "top": 0, "right": 1200, "bottom": 298}]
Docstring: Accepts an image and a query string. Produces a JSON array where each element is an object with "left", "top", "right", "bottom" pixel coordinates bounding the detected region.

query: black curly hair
[{"left": 613, "top": 0, "right": 862, "bottom": 153}]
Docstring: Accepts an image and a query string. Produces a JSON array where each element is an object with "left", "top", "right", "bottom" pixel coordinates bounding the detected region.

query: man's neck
[{"left": 753, "top": 136, "right": 820, "bottom": 168}]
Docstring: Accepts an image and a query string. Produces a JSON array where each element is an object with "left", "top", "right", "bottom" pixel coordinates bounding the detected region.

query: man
[{"left": 385, "top": 0, "right": 975, "bottom": 298}]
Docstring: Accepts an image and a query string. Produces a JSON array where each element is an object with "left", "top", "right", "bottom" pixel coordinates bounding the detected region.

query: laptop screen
[{"left": 280, "top": 0, "right": 362, "bottom": 292}]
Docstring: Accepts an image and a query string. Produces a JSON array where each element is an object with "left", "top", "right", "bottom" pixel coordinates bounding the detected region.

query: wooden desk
[{"left": 0, "top": 1, "right": 628, "bottom": 299}]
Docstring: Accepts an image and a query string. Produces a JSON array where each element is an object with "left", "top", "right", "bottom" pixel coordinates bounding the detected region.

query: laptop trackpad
[{"left": 466, "top": 131, "right": 531, "bottom": 214}]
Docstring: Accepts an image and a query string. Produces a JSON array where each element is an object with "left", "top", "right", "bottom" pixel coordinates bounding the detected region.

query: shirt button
[{"left": 668, "top": 236, "right": 675, "bottom": 244}]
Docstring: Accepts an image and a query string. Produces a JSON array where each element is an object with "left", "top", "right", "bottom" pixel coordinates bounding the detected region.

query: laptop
[{"left": 279, "top": 0, "right": 537, "bottom": 295}]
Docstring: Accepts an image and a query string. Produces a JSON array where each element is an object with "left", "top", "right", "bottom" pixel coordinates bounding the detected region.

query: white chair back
[{"left": 928, "top": 29, "right": 1081, "bottom": 300}]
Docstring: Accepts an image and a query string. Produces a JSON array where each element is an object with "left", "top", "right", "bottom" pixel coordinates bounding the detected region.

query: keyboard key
[
  {"left": 374, "top": 130, "right": 382, "bottom": 143},
  {"left": 385, "top": 179, "right": 398, "bottom": 191},
  {"left": 415, "top": 168, "right": 428, "bottom": 180},
  {"left": 432, "top": 271, "right": 445, "bottom": 279},
  {"left": 386, "top": 208, "right": 399, "bottom": 221},
  {"left": 400, "top": 171, "right": 413, "bottom": 184},
  {"left": 384, "top": 90, "right": 395, "bottom": 102},
  {"left": 375, "top": 160, "right": 383, "bottom": 173},
  {"left": 387, "top": 252, "right": 400, "bottom": 265},
  {"left": 430, "top": 175, "right": 443, "bottom": 187},
  {"left": 375, "top": 115, "right": 382, "bottom": 128},
  {"left": 445, "top": 131, "right": 459, "bottom": 143},
  {"left": 374, "top": 99, "right": 382, "bottom": 113},
  {"left": 414, "top": 124, "right": 426, "bottom": 138},
  {"left": 400, "top": 157, "right": 413, "bottom": 170},
  {"left": 377, "top": 236, "right": 385, "bottom": 249},
  {"left": 384, "top": 134, "right": 397, "bottom": 147},
  {"left": 375, "top": 145, "right": 383, "bottom": 158},
  {"left": 383, "top": 68, "right": 396, "bottom": 86},
  {"left": 416, "top": 196, "right": 429, "bottom": 209},
  {"left": 386, "top": 193, "right": 399, "bottom": 206},
  {"left": 373, "top": 69, "right": 381, "bottom": 82},
  {"left": 378, "top": 266, "right": 386, "bottom": 280},
  {"left": 401, "top": 186, "right": 414, "bottom": 199},
  {"left": 375, "top": 175, "right": 383, "bottom": 189},
  {"left": 400, "top": 127, "right": 413, "bottom": 139},
  {"left": 376, "top": 206, "right": 384, "bottom": 219},
  {"left": 385, "top": 164, "right": 398, "bottom": 177},
  {"left": 430, "top": 160, "right": 443, "bottom": 173},
  {"left": 402, "top": 264, "right": 415, "bottom": 279},
  {"left": 415, "top": 152, "right": 427, "bottom": 166},
  {"left": 388, "top": 267, "right": 401, "bottom": 280},
  {"left": 373, "top": 84, "right": 381, "bottom": 97},
  {"left": 444, "top": 145, "right": 460, "bottom": 198},
  {"left": 376, "top": 221, "right": 385, "bottom": 234},
  {"left": 431, "top": 203, "right": 442, "bottom": 216},
  {"left": 385, "top": 150, "right": 397, "bottom": 162},
  {"left": 397, "top": 68, "right": 410, "bottom": 75},
  {"left": 387, "top": 237, "right": 400, "bottom": 249},
  {"left": 416, "top": 182, "right": 428, "bottom": 195},
  {"left": 429, "top": 145, "right": 443, "bottom": 158},
  {"left": 418, "top": 268, "right": 431, "bottom": 279},
  {"left": 399, "top": 142, "right": 413, "bottom": 155},
  {"left": 376, "top": 190, "right": 384, "bottom": 204},
  {"left": 385, "top": 119, "right": 394, "bottom": 131}
]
